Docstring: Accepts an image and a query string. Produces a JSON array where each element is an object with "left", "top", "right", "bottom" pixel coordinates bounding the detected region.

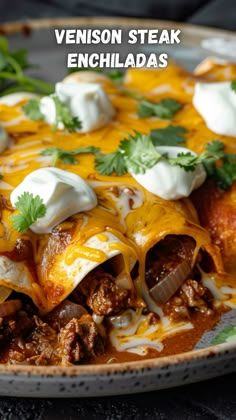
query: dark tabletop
[
  {"left": 0, "top": 372, "right": 235, "bottom": 420},
  {"left": 0, "top": 1, "right": 236, "bottom": 418}
]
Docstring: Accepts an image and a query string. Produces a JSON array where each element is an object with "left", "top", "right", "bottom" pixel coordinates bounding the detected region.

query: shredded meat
[
  {"left": 165, "top": 279, "right": 214, "bottom": 320},
  {"left": 76, "top": 270, "right": 140, "bottom": 316},
  {"left": 0, "top": 309, "right": 34, "bottom": 346},
  {"left": 145, "top": 235, "right": 215, "bottom": 319},
  {"left": 29, "top": 316, "right": 58, "bottom": 362},
  {"left": 0, "top": 300, "right": 105, "bottom": 365},
  {"left": 0, "top": 314, "right": 56, "bottom": 365},
  {"left": 0, "top": 235, "right": 217, "bottom": 365},
  {"left": 55, "top": 315, "right": 104, "bottom": 365}
]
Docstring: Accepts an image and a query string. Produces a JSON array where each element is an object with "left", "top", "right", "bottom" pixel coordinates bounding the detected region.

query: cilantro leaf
[
  {"left": 0, "top": 51, "right": 7, "bottom": 71},
  {"left": 169, "top": 152, "right": 207, "bottom": 172},
  {"left": 11, "top": 192, "right": 46, "bottom": 233},
  {"left": 168, "top": 140, "right": 227, "bottom": 173},
  {"left": 0, "top": 37, "right": 9, "bottom": 56},
  {"left": 52, "top": 95, "right": 81, "bottom": 132},
  {"left": 231, "top": 80, "right": 236, "bottom": 92},
  {"left": 94, "top": 129, "right": 236, "bottom": 193},
  {"left": 138, "top": 98, "right": 182, "bottom": 119},
  {"left": 107, "top": 70, "right": 124, "bottom": 84},
  {"left": 211, "top": 325, "right": 236, "bottom": 345},
  {"left": 169, "top": 139, "right": 236, "bottom": 189},
  {"left": 203, "top": 140, "right": 226, "bottom": 176},
  {"left": 95, "top": 150, "right": 127, "bottom": 176},
  {"left": 71, "top": 146, "right": 101, "bottom": 157},
  {"left": 214, "top": 166, "right": 233, "bottom": 190},
  {"left": 214, "top": 156, "right": 236, "bottom": 190},
  {"left": 202, "top": 140, "right": 236, "bottom": 190},
  {"left": 41, "top": 146, "right": 101, "bottom": 166},
  {"left": 11, "top": 48, "right": 29, "bottom": 71},
  {"left": 205, "top": 140, "right": 225, "bottom": 157},
  {"left": 121, "top": 89, "right": 144, "bottom": 101},
  {"left": 0, "top": 36, "right": 54, "bottom": 96},
  {"left": 150, "top": 125, "right": 187, "bottom": 146},
  {"left": 23, "top": 99, "right": 44, "bottom": 121},
  {"left": 41, "top": 147, "right": 77, "bottom": 166},
  {"left": 95, "top": 132, "right": 162, "bottom": 176},
  {"left": 23, "top": 95, "right": 82, "bottom": 133},
  {"left": 119, "top": 133, "right": 162, "bottom": 174}
]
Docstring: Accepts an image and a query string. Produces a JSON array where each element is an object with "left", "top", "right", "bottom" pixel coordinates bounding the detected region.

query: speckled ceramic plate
[{"left": 0, "top": 17, "right": 236, "bottom": 398}]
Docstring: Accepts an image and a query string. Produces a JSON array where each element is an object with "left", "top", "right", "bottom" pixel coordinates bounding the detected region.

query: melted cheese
[
  {"left": 109, "top": 309, "right": 193, "bottom": 355},
  {"left": 0, "top": 63, "right": 234, "bottom": 321}
]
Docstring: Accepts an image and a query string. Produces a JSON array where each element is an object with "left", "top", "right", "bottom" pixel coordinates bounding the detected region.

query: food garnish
[
  {"left": 41, "top": 146, "right": 101, "bottom": 166},
  {"left": 22, "top": 98, "right": 44, "bottom": 120},
  {"left": 211, "top": 325, "right": 236, "bottom": 345},
  {"left": 95, "top": 131, "right": 236, "bottom": 190},
  {"left": 0, "top": 45, "right": 235, "bottom": 367},
  {"left": 0, "top": 36, "right": 53, "bottom": 96},
  {"left": 11, "top": 192, "right": 47, "bottom": 233},
  {"left": 23, "top": 96, "right": 82, "bottom": 132},
  {"left": 231, "top": 80, "right": 236, "bottom": 91},
  {"left": 150, "top": 125, "right": 187, "bottom": 146},
  {"left": 137, "top": 98, "right": 182, "bottom": 119}
]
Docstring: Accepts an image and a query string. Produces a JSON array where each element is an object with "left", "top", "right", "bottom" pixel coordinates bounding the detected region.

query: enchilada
[{"left": 0, "top": 53, "right": 235, "bottom": 365}]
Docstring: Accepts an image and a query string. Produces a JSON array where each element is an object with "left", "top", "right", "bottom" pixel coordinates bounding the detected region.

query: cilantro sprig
[
  {"left": 95, "top": 149, "right": 127, "bottom": 176},
  {"left": 107, "top": 70, "right": 125, "bottom": 84},
  {"left": 211, "top": 325, "right": 236, "bottom": 345},
  {"left": 120, "top": 86, "right": 182, "bottom": 120},
  {"left": 138, "top": 98, "right": 182, "bottom": 119},
  {"left": 23, "top": 99, "right": 44, "bottom": 121},
  {"left": 231, "top": 80, "right": 236, "bottom": 92},
  {"left": 69, "top": 66, "right": 181, "bottom": 119},
  {"left": 11, "top": 192, "right": 46, "bottom": 233},
  {"left": 203, "top": 141, "right": 236, "bottom": 190},
  {"left": 120, "top": 134, "right": 162, "bottom": 174},
  {"left": 150, "top": 125, "right": 187, "bottom": 146},
  {"left": 41, "top": 146, "right": 101, "bottom": 166},
  {"left": 23, "top": 96, "right": 82, "bottom": 132},
  {"left": 0, "top": 36, "right": 54, "bottom": 96},
  {"left": 95, "top": 125, "right": 188, "bottom": 176},
  {"left": 95, "top": 130, "right": 236, "bottom": 190},
  {"left": 95, "top": 132, "right": 162, "bottom": 176},
  {"left": 51, "top": 95, "right": 81, "bottom": 132}
]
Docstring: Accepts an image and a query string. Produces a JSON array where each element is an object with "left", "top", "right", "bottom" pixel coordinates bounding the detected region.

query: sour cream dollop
[
  {"left": 131, "top": 146, "right": 206, "bottom": 200},
  {"left": 10, "top": 168, "right": 97, "bottom": 234},
  {"left": 39, "top": 82, "right": 115, "bottom": 133},
  {"left": 193, "top": 81, "right": 236, "bottom": 137},
  {"left": 0, "top": 92, "right": 38, "bottom": 106}
]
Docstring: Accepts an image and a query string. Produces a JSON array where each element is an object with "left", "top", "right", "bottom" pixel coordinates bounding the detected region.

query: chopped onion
[
  {"left": 0, "top": 299, "right": 22, "bottom": 318},
  {"left": 92, "top": 313, "right": 104, "bottom": 324},
  {"left": 150, "top": 261, "right": 191, "bottom": 304},
  {"left": 109, "top": 311, "right": 133, "bottom": 328},
  {"left": 48, "top": 300, "right": 87, "bottom": 326},
  {"left": 115, "top": 272, "right": 132, "bottom": 290}
]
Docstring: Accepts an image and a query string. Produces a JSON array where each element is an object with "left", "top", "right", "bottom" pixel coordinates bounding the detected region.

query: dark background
[
  {"left": 0, "top": 0, "right": 235, "bottom": 31},
  {"left": 0, "top": 1, "right": 236, "bottom": 419}
]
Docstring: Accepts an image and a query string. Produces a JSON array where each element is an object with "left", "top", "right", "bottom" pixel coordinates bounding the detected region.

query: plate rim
[
  {"left": 0, "top": 15, "right": 235, "bottom": 378},
  {"left": 0, "top": 340, "right": 235, "bottom": 376},
  {"left": 0, "top": 16, "right": 235, "bottom": 38}
]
